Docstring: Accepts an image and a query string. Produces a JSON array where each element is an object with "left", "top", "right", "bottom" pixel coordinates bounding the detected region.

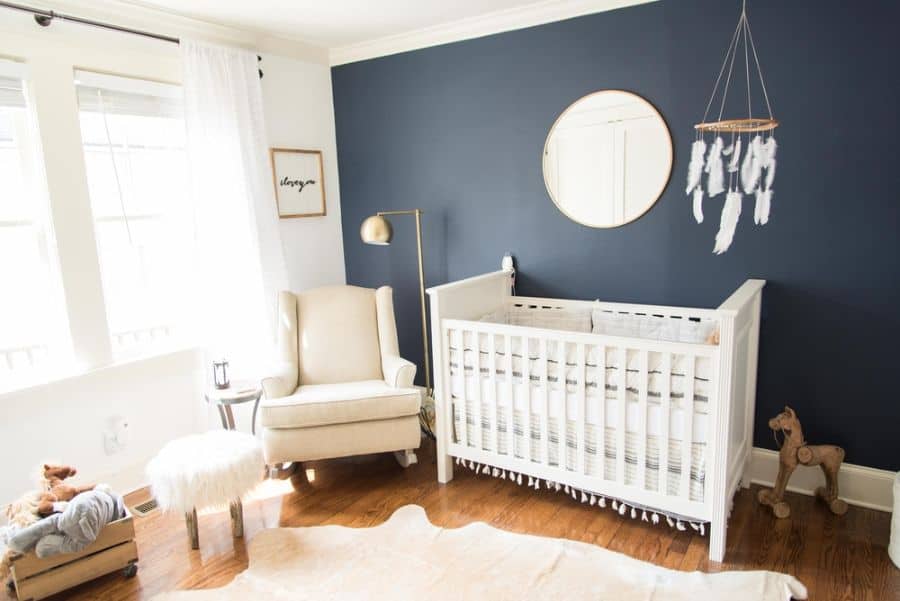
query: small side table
[{"left": 205, "top": 381, "right": 263, "bottom": 434}]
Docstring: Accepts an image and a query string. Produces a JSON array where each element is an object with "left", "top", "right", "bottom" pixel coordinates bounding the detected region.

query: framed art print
[{"left": 270, "top": 148, "right": 326, "bottom": 218}]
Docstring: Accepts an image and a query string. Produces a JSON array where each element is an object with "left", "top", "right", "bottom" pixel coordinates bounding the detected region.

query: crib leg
[
  {"left": 436, "top": 442, "right": 454, "bottom": 483},
  {"left": 708, "top": 518, "right": 727, "bottom": 563}
]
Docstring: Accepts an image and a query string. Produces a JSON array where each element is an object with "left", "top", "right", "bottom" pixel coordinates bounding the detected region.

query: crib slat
[
  {"left": 490, "top": 332, "right": 499, "bottom": 455},
  {"left": 576, "top": 343, "right": 586, "bottom": 475},
  {"left": 540, "top": 337, "right": 550, "bottom": 466},
  {"left": 444, "top": 327, "right": 455, "bottom": 447},
  {"left": 680, "top": 355, "right": 696, "bottom": 499},
  {"left": 456, "top": 329, "right": 468, "bottom": 449},
  {"left": 597, "top": 345, "right": 606, "bottom": 481},
  {"left": 617, "top": 347, "right": 627, "bottom": 486},
  {"left": 524, "top": 337, "right": 532, "bottom": 463},
  {"left": 559, "top": 341, "right": 569, "bottom": 473},
  {"left": 637, "top": 349, "right": 648, "bottom": 491},
  {"left": 473, "top": 328, "right": 483, "bottom": 451},
  {"left": 659, "top": 353, "right": 672, "bottom": 495},
  {"left": 505, "top": 334, "right": 514, "bottom": 458}
]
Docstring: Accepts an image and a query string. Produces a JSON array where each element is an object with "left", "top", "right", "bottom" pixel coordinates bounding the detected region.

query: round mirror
[{"left": 543, "top": 90, "right": 673, "bottom": 228}]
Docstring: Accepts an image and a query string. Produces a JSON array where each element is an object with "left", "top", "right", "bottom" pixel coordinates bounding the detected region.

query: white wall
[
  {"left": 0, "top": 5, "right": 344, "bottom": 504},
  {"left": 0, "top": 351, "right": 205, "bottom": 505},
  {"left": 262, "top": 53, "right": 346, "bottom": 292}
]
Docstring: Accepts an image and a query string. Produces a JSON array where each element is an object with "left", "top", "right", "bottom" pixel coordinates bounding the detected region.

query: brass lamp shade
[{"left": 360, "top": 215, "right": 393, "bottom": 245}]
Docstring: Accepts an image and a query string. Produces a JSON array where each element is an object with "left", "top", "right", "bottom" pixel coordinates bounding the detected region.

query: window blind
[
  {"left": 0, "top": 76, "right": 26, "bottom": 109},
  {"left": 74, "top": 69, "right": 182, "bottom": 118}
]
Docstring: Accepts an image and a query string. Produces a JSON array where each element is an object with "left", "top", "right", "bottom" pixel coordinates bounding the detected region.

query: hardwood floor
[{"left": 8, "top": 440, "right": 898, "bottom": 600}]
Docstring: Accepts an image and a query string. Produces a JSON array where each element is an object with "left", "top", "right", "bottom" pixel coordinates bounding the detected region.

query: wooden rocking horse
[{"left": 757, "top": 406, "right": 848, "bottom": 518}]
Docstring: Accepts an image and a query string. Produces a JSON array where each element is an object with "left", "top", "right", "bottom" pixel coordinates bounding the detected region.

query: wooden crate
[{"left": 9, "top": 512, "right": 138, "bottom": 601}]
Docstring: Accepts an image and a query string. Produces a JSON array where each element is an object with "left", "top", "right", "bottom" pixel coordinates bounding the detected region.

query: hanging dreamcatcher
[{"left": 686, "top": 0, "right": 778, "bottom": 254}]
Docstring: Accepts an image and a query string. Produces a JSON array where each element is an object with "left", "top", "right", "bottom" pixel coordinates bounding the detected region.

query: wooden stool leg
[
  {"left": 230, "top": 500, "right": 243, "bottom": 538},
  {"left": 185, "top": 508, "right": 199, "bottom": 549}
]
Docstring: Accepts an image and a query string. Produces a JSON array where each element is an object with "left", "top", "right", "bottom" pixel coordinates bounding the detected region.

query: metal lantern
[{"left": 213, "top": 359, "right": 230, "bottom": 390}]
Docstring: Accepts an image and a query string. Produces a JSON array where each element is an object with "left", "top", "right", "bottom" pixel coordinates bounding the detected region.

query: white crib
[{"left": 426, "top": 270, "right": 764, "bottom": 562}]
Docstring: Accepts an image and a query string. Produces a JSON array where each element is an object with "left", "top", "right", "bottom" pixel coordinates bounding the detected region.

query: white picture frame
[{"left": 270, "top": 148, "right": 326, "bottom": 218}]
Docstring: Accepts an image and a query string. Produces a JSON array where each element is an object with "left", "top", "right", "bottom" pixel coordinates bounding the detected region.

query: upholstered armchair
[{"left": 259, "top": 285, "right": 422, "bottom": 471}]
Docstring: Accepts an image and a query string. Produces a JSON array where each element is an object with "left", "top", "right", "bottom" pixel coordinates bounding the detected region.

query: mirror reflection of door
[{"left": 543, "top": 90, "right": 672, "bottom": 228}]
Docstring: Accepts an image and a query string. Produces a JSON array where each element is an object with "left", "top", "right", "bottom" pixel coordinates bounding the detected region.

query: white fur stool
[{"left": 147, "top": 430, "right": 264, "bottom": 549}]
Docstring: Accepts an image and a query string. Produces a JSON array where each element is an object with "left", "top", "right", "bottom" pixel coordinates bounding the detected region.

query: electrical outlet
[{"left": 103, "top": 416, "right": 130, "bottom": 455}]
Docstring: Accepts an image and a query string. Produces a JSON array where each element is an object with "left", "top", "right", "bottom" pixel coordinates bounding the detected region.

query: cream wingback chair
[{"left": 259, "top": 285, "right": 422, "bottom": 471}]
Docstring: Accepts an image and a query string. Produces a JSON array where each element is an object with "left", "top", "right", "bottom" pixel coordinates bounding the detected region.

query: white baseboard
[{"left": 749, "top": 447, "right": 896, "bottom": 513}]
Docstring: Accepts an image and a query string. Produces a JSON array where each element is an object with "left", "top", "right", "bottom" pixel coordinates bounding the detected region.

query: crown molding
[
  {"left": 329, "top": 0, "right": 658, "bottom": 66},
  {"left": 1, "top": 0, "right": 329, "bottom": 64}
]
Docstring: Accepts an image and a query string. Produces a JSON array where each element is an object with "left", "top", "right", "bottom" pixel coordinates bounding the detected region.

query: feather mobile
[{"left": 690, "top": 0, "right": 780, "bottom": 253}]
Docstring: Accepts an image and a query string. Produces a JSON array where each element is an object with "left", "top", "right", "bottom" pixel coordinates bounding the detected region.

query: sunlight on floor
[{"left": 194, "top": 478, "right": 294, "bottom": 516}]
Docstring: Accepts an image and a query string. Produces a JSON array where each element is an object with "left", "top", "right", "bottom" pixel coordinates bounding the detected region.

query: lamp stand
[{"left": 375, "top": 210, "right": 434, "bottom": 436}]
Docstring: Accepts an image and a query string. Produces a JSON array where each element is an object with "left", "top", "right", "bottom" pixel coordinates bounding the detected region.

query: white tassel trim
[{"left": 455, "top": 461, "right": 711, "bottom": 537}]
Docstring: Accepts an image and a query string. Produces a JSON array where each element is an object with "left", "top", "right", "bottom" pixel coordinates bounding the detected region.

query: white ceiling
[{"left": 118, "top": 0, "right": 654, "bottom": 62}]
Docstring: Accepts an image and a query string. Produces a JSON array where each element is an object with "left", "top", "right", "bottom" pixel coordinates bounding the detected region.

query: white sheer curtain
[{"left": 181, "top": 39, "right": 288, "bottom": 376}]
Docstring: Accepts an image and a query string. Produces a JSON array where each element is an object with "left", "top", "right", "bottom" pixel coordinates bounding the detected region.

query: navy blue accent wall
[{"left": 332, "top": 0, "right": 900, "bottom": 470}]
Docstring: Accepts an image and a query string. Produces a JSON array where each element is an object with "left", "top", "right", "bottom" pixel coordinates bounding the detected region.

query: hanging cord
[
  {"left": 716, "top": 11, "right": 744, "bottom": 122},
  {"left": 701, "top": 14, "right": 744, "bottom": 124},
  {"left": 742, "top": 3, "right": 752, "bottom": 119},
  {"left": 96, "top": 89, "right": 133, "bottom": 244},
  {"left": 743, "top": 9, "right": 774, "bottom": 119}
]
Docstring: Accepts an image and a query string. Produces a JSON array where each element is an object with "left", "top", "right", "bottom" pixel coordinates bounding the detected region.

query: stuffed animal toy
[
  {"left": 757, "top": 406, "right": 848, "bottom": 518},
  {"left": 36, "top": 464, "right": 96, "bottom": 517},
  {"left": 7, "top": 485, "right": 125, "bottom": 559}
]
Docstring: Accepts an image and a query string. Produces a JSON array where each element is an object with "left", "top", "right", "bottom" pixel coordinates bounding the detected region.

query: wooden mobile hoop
[{"left": 687, "top": 0, "right": 780, "bottom": 254}]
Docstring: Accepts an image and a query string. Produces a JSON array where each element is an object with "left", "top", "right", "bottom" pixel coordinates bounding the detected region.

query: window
[
  {"left": 0, "top": 62, "right": 67, "bottom": 391},
  {"left": 76, "top": 71, "right": 194, "bottom": 358}
]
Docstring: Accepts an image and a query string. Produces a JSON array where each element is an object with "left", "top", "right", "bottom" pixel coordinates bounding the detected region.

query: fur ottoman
[{"left": 147, "top": 430, "right": 264, "bottom": 549}]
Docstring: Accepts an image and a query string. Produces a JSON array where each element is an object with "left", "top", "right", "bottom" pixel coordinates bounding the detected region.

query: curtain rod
[
  {"left": 0, "top": 1, "right": 264, "bottom": 76},
  {"left": 0, "top": 0, "right": 180, "bottom": 43}
]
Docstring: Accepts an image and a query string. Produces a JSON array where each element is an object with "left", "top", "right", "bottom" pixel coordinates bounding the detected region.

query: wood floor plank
[{"left": 4, "top": 439, "right": 896, "bottom": 601}]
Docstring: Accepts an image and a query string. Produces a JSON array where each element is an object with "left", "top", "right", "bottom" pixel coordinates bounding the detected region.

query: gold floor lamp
[{"left": 360, "top": 210, "right": 435, "bottom": 437}]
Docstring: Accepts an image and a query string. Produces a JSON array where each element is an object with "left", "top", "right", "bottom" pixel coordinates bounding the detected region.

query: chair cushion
[
  {"left": 296, "top": 286, "right": 384, "bottom": 385},
  {"left": 259, "top": 380, "right": 421, "bottom": 429}
]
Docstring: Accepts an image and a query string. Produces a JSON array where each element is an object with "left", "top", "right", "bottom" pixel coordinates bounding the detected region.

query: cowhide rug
[{"left": 151, "top": 505, "right": 806, "bottom": 600}]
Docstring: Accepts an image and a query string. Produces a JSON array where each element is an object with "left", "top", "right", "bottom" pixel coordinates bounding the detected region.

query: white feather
[
  {"left": 753, "top": 187, "right": 762, "bottom": 225},
  {"left": 762, "top": 136, "right": 777, "bottom": 189},
  {"left": 741, "top": 135, "right": 763, "bottom": 193},
  {"left": 705, "top": 137, "right": 725, "bottom": 197},
  {"left": 685, "top": 139, "right": 706, "bottom": 194},
  {"left": 713, "top": 190, "right": 743, "bottom": 254},
  {"left": 758, "top": 188, "right": 773, "bottom": 225},
  {"left": 692, "top": 186, "right": 704, "bottom": 224},
  {"left": 727, "top": 137, "right": 742, "bottom": 173}
]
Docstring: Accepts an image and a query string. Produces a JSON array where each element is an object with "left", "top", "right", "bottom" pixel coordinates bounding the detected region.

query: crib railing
[{"left": 441, "top": 319, "right": 718, "bottom": 521}]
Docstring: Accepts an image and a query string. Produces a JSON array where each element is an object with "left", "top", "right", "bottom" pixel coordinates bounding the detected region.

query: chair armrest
[
  {"left": 382, "top": 354, "right": 416, "bottom": 389},
  {"left": 261, "top": 362, "right": 298, "bottom": 400}
]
